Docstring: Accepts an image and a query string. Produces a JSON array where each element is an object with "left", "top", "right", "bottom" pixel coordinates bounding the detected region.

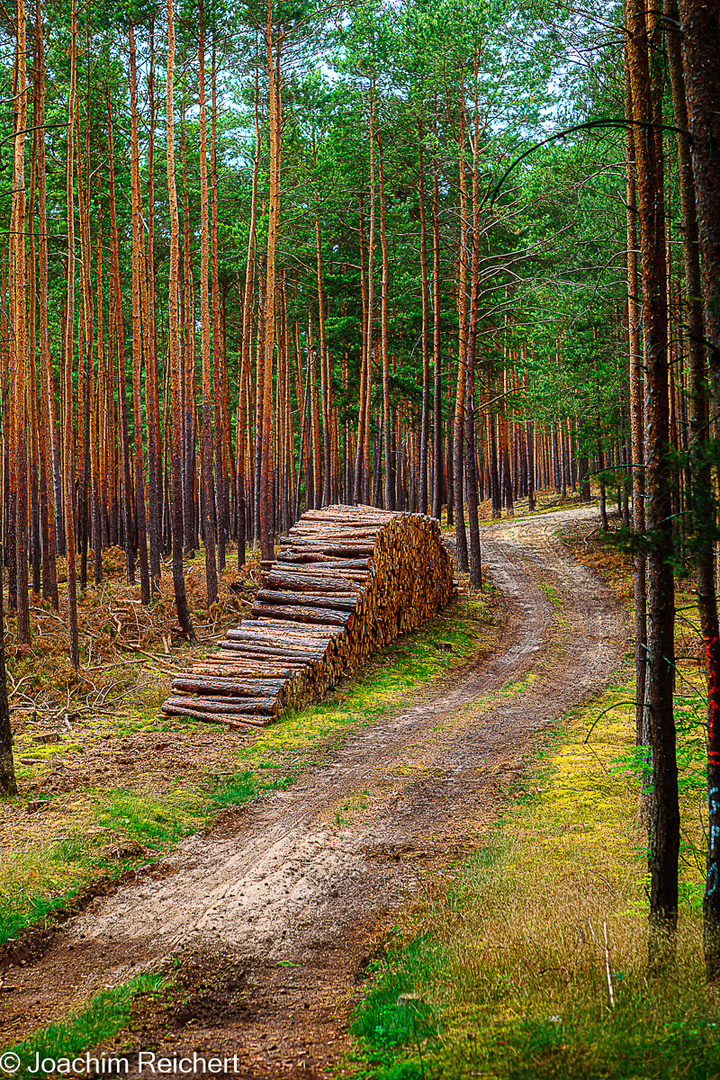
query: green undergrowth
[
  {"left": 347, "top": 680, "right": 718, "bottom": 1080},
  {"left": 0, "top": 589, "right": 496, "bottom": 949},
  {"left": 3, "top": 973, "right": 166, "bottom": 1077}
]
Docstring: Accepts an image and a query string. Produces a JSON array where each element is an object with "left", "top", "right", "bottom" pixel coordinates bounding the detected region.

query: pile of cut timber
[{"left": 162, "top": 505, "right": 456, "bottom": 729}]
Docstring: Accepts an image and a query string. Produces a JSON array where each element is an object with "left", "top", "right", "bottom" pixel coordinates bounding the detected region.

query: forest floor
[{"left": 0, "top": 497, "right": 627, "bottom": 1078}]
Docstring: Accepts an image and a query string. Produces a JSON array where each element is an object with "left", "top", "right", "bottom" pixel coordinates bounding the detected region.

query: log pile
[{"left": 162, "top": 505, "right": 456, "bottom": 729}]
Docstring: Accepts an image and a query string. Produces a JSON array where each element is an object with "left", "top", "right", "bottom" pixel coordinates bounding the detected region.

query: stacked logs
[{"left": 162, "top": 505, "right": 456, "bottom": 729}]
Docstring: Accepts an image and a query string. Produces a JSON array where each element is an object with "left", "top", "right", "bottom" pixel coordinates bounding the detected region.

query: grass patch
[
  {"left": 539, "top": 582, "right": 561, "bottom": 610},
  {"left": 2, "top": 973, "right": 165, "bottom": 1076},
  {"left": 95, "top": 789, "right": 206, "bottom": 851},
  {"left": 210, "top": 770, "right": 258, "bottom": 807},
  {"left": 347, "top": 682, "right": 719, "bottom": 1080}
]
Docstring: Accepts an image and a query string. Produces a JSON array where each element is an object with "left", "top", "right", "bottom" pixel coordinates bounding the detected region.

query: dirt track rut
[{"left": 0, "top": 505, "right": 625, "bottom": 1077}]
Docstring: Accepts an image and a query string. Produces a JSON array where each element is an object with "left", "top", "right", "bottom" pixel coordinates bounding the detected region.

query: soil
[{"left": 0, "top": 504, "right": 625, "bottom": 1078}]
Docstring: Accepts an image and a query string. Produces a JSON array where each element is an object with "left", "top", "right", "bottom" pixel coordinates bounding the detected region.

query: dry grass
[{"left": 349, "top": 689, "right": 718, "bottom": 1080}]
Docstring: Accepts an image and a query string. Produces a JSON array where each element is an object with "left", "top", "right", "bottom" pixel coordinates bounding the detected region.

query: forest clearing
[{"left": 1, "top": 0, "right": 720, "bottom": 1074}]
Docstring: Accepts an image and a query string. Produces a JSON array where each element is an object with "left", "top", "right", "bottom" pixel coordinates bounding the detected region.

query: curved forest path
[{"left": 0, "top": 505, "right": 625, "bottom": 1078}]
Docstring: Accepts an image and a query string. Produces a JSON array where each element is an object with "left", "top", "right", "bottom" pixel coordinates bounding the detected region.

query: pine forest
[{"left": 0, "top": 0, "right": 720, "bottom": 1074}]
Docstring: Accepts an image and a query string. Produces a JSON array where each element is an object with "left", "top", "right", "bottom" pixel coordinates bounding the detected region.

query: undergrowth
[{"left": 347, "top": 684, "right": 719, "bottom": 1080}]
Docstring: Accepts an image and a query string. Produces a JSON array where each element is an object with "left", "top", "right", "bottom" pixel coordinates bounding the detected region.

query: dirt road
[{"left": 0, "top": 505, "right": 625, "bottom": 1077}]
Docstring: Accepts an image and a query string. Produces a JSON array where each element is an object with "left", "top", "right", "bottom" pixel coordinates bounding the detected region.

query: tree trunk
[
  {"left": 32, "top": 6, "right": 58, "bottom": 608},
  {"left": 627, "top": 0, "right": 678, "bottom": 966},
  {"left": 418, "top": 120, "right": 430, "bottom": 516},
  {"left": 10, "top": 0, "right": 29, "bottom": 643},
  {"left": 454, "top": 97, "right": 469, "bottom": 570},
  {"left": 260, "top": 2, "right": 281, "bottom": 561},
  {"left": 64, "top": 0, "right": 79, "bottom": 668},
  {"left": 377, "top": 129, "right": 394, "bottom": 511},
  {"left": 144, "top": 20, "right": 162, "bottom": 591},
  {"left": 128, "top": 21, "right": 150, "bottom": 605},
  {"left": 677, "top": 0, "right": 720, "bottom": 982},
  {"left": 625, "top": 43, "right": 648, "bottom": 747},
  {"left": 431, "top": 146, "right": 442, "bottom": 522},
  {"left": 166, "top": 0, "right": 195, "bottom": 641},
  {"left": 198, "top": 0, "right": 218, "bottom": 606},
  {"left": 237, "top": 66, "right": 260, "bottom": 565},
  {"left": 107, "top": 101, "right": 136, "bottom": 587}
]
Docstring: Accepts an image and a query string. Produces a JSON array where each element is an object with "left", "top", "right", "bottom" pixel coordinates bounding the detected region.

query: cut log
[{"left": 162, "top": 505, "right": 456, "bottom": 728}]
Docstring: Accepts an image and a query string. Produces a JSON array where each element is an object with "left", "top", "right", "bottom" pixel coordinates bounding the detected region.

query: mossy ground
[{"left": 345, "top": 677, "right": 717, "bottom": 1080}]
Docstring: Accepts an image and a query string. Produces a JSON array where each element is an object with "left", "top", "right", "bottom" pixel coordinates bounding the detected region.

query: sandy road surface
[{"left": 0, "top": 505, "right": 625, "bottom": 1077}]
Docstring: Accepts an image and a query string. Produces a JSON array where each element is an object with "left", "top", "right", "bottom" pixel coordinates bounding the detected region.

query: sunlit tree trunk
[
  {"left": 625, "top": 45, "right": 647, "bottom": 747},
  {"left": 144, "top": 20, "right": 162, "bottom": 590},
  {"left": 34, "top": 4, "right": 58, "bottom": 607},
  {"left": 166, "top": 0, "right": 195, "bottom": 640},
  {"left": 238, "top": 62, "right": 260, "bottom": 564},
  {"left": 211, "top": 42, "right": 229, "bottom": 572},
  {"left": 10, "top": 0, "right": 29, "bottom": 643},
  {"left": 418, "top": 120, "right": 430, "bottom": 516},
  {"left": 260, "top": 0, "right": 281, "bottom": 560},
  {"left": 64, "top": 0, "right": 79, "bottom": 667},
  {"left": 107, "top": 101, "right": 135, "bottom": 586},
  {"left": 465, "top": 65, "right": 482, "bottom": 585},
  {"left": 431, "top": 144, "right": 442, "bottom": 522},
  {"left": 454, "top": 94, "right": 469, "bottom": 569},
  {"left": 355, "top": 85, "right": 376, "bottom": 505},
  {"left": 377, "top": 129, "right": 393, "bottom": 510},
  {"left": 128, "top": 20, "right": 150, "bottom": 605},
  {"left": 198, "top": 0, "right": 218, "bottom": 605}
]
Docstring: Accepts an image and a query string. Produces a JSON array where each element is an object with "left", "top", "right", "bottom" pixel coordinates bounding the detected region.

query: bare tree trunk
[
  {"left": 627, "top": 0, "right": 678, "bottom": 967},
  {"left": 676, "top": 0, "right": 720, "bottom": 982},
  {"left": 377, "top": 129, "right": 394, "bottom": 511},
  {"left": 625, "top": 44, "right": 647, "bottom": 747},
  {"left": 211, "top": 43, "right": 229, "bottom": 573},
  {"left": 237, "top": 61, "right": 260, "bottom": 565},
  {"left": 465, "top": 65, "right": 482, "bottom": 586},
  {"left": 454, "top": 96, "right": 469, "bottom": 569},
  {"left": 64, "top": 0, "right": 79, "bottom": 668},
  {"left": 313, "top": 131, "right": 330, "bottom": 509},
  {"left": 128, "top": 20, "right": 150, "bottom": 605},
  {"left": 34, "top": 3, "right": 58, "bottom": 608},
  {"left": 166, "top": 0, "right": 195, "bottom": 641},
  {"left": 418, "top": 120, "right": 430, "bottom": 516},
  {"left": 144, "top": 20, "right": 162, "bottom": 590},
  {"left": 10, "top": 0, "right": 29, "bottom": 643},
  {"left": 260, "top": 0, "right": 281, "bottom": 560},
  {"left": 431, "top": 146, "right": 442, "bottom": 522},
  {"left": 198, "top": 0, "right": 218, "bottom": 605},
  {"left": 107, "top": 101, "right": 135, "bottom": 586}
]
